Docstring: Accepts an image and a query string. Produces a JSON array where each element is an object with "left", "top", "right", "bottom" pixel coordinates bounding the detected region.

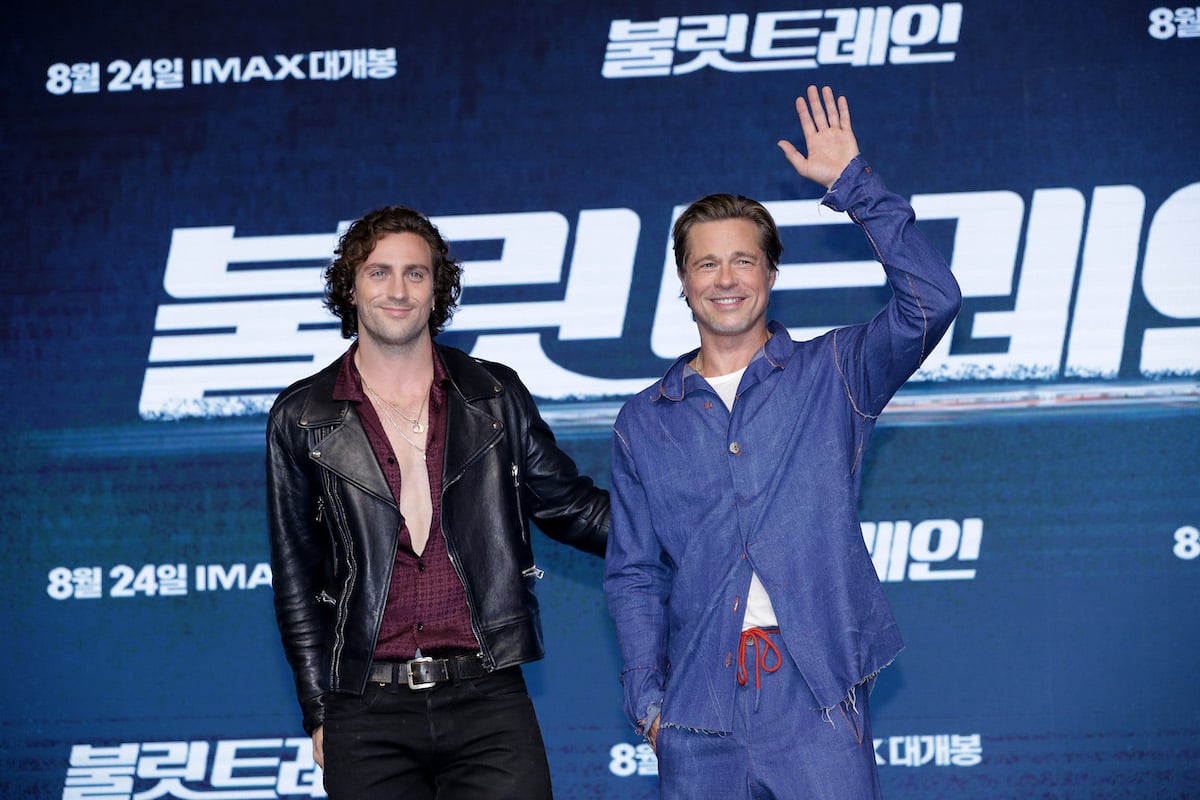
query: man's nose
[
  {"left": 387, "top": 275, "right": 409, "bottom": 299},
  {"left": 715, "top": 263, "right": 737, "bottom": 286}
]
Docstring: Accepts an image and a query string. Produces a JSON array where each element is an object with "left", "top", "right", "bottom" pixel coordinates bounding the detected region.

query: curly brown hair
[{"left": 324, "top": 206, "right": 464, "bottom": 339}]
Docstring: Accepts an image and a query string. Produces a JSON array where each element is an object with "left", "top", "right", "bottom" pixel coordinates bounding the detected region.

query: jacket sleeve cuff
[
  {"left": 639, "top": 699, "right": 663, "bottom": 740},
  {"left": 820, "top": 154, "right": 879, "bottom": 214},
  {"left": 301, "top": 694, "right": 326, "bottom": 736},
  {"left": 620, "top": 665, "right": 666, "bottom": 735}
]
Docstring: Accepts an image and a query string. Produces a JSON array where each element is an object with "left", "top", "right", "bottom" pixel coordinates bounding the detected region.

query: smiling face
[
  {"left": 353, "top": 232, "right": 436, "bottom": 354},
  {"left": 679, "top": 217, "right": 777, "bottom": 352}
]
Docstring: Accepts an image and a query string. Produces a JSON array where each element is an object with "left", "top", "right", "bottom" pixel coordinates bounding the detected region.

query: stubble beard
[{"left": 357, "top": 303, "right": 433, "bottom": 354}]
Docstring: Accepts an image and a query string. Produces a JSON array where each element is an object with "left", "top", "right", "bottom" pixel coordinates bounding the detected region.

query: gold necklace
[
  {"left": 362, "top": 380, "right": 428, "bottom": 433},
  {"left": 371, "top": 396, "right": 427, "bottom": 453}
]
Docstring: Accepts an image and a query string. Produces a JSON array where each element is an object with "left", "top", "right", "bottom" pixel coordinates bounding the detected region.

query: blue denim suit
[{"left": 604, "top": 157, "right": 962, "bottom": 737}]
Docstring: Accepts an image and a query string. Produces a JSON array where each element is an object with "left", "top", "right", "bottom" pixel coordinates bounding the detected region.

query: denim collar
[{"left": 654, "top": 320, "right": 794, "bottom": 402}]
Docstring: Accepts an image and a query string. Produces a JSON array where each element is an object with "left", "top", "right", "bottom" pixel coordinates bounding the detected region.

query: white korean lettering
[
  {"left": 888, "top": 734, "right": 939, "bottom": 767},
  {"left": 907, "top": 518, "right": 981, "bottom": 581},
  {"left": 602, "top": 18, "right": 680, "bottom": 78},
  {"left": 276, "top": 737, "right": 326, "bottom": 797},
  {"left": 910, "top": 190, "right": 1025, "bottom": 380},
  {"left": 210, "top": 739, "right": 281, "bottom": 793},
  {"left": 964, "top": 187, "right": 1082, "bottom": 380},
  {"left": 140, "top": 297, "right": 344, "bottom": 418},
  {"left": 141, "top": 225, "right": 343, "bottom": 419},
  {"left": 818, "top": 8, "right": 890, "bottom": 67},
  {"left": 1140, "top": 183, "right": 1200, "bottom": 375},
  {"left": 364, "top": 48, "right": 399, "bottom": 79},
  {"left": 65, "top": 743, "right": 139, "bottom": 800},
  {"left": 162, "top": 226, "right": 334, "bottom": 297},
  {"left": 426, "top": 209, "right": 651, "bottom": 398},
  {"left": 152, "top": 58, "right": 184, "bottom": 90},
  {"left": 948, "top": 733, "right": 984, "bottom": 766},
  {"left": 672, "top": 14, "right": 751, "bottom": 75},
  {"left": 635, "top": 743, "right": 659, "bottom": 774},
  {"left": 135, "top": 741, "right": 208, "bottom": 780},
  {"left": 888, "top": 4, "right": 961, "bottom": 64},
  {"left": 142, "top": 181, "right": 1199, "bottom": 420},
  {"left": 309, "top": 50, "right": 356, "bottom": 80},
  {"left": 1065, "top": 186, "right": 1145, "bottom": 377},
  {"left": 603, "top": 4, "right": 962, "bottom": 78},
  {"left": 749, "top": 10, "right": 820, "bottom": 65},
  {"left": 861, "top": 518, "right": 982, "bottom": 582},
  {"left": 443, "top": 209, "right": 635, "bottom": 337}
]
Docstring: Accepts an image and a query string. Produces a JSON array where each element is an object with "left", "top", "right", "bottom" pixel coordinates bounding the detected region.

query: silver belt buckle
[{"left": 406, "top": 656, "right": 437, "bottom": 690}]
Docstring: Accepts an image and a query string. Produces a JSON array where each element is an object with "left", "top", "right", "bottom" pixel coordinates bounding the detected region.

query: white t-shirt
[{"left": 704, "top": 367, "right": 779, "bottom": 631}]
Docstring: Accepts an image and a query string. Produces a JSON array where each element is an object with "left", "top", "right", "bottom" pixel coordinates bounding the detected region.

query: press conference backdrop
[{"left": 3, "top": 1, "right": 1197, "bottom": 797}]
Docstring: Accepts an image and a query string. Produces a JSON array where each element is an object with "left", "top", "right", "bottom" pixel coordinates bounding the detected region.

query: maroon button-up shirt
[{"left": 333, "top": 343, "right": 478, "bottom": 660}]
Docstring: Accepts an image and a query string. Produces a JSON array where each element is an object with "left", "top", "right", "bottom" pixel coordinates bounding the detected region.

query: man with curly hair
[{"left": 267, "top": 205, "right": 609, "bottom": 799}]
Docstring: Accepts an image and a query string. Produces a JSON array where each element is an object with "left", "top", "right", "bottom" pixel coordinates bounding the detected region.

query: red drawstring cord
[{"left": 736, "top": 627, "right": 782, "bottom": 689}]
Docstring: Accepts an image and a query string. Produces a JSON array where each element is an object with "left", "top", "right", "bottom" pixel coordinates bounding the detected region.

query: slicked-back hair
[
  {"left": 672, "top": 193, "right": 783, "bottom": 278},
  {"left": 324, "top": 206, "right": 463, "bottom": 339}
]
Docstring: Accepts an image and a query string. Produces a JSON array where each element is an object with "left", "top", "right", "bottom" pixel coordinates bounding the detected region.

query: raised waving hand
[{"left": 777, "top": 85, "right": 861, "bottom": 189}]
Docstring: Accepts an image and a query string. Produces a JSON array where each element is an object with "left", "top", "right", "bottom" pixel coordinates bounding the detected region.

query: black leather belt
[{"left": 368, "top": 654, "right": 487, "bottom": 690}]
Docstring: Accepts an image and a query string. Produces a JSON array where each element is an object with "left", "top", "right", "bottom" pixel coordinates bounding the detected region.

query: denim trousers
[
  {"left": 321, "top": 665, "right": 553, "bottom": 800},
  {"left": 657, "top": 630, "right": 882, "bottom": 800}
]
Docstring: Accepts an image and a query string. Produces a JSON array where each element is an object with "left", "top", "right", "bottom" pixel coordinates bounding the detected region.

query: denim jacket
[{"left": 603, "top": 157, "right": 962, "bottom": 735}]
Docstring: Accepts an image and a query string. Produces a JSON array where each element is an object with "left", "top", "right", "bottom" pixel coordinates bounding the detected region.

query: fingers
[
  {"left": 796, "top": 85, "right": 849, "bottom": 131},
  {"left": 783, "top": 86, "right": 856, "bottom": 187},
  {"left": 808, "top": 84, "right": 828, "bottom": 128},
  {"left": 794, "top": 93, "right": 816, "bottom": 138},
  {"left": 312, "top": 726, "right": 325, "bottom": 769},
  {"left": 777, "top": 139, "right": 806, "bottom": 171},
  {"left": 837, "top": 93, "right": 852, "bottom": 131}
]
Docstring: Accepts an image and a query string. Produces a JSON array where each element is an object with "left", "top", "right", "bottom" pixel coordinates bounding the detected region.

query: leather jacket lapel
[
  {"left": 440, "top": 347, "right": 506, "bottom": 489},
  {"left": 296, "top": 358, "right": 394, "bottom": 507},
  {"left": 310, "top": 410, "right": 395, "bottom": 507}
]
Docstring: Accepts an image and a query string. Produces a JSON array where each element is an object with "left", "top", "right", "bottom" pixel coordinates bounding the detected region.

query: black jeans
[{"left": 322, "top": 665, "right": 553, "bottom": 799}]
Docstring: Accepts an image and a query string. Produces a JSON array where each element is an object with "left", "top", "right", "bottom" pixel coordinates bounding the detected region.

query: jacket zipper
[
  {"left": 512, "top": 463, "right": 528, "bottom": 545},
  {"left": 444, "top": 540, "right": 494, "bottom": 671}
]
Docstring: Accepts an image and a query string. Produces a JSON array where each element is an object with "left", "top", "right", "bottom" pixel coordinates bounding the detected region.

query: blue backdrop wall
[{"left": 3, "top": 2, "right": 1198, "bottom": 797}]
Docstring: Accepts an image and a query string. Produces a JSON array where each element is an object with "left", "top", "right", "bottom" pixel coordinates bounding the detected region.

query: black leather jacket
[{"left": 267, "top": 345, "right": 609, "bottom": 734}]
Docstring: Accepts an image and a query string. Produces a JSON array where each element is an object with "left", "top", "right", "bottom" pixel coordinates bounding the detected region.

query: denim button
[{"left": 729, "top": 441, "right": 741, "bottom": 455}]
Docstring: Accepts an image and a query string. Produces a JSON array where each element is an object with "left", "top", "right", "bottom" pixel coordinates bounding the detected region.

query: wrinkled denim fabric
[{"left": 604, "top": 156, "right": 962, "bottom": 741}]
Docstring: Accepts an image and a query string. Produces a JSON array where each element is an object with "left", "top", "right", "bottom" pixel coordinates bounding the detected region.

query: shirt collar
[
  {"left": 655, "top": 320, "right": 793, "bottom": 402},
  {"left": 332, "top": 342, "right": 364, "bottom": 403},
  {"left": 332, "top": 340, "right": 449, "bottom": 403}
]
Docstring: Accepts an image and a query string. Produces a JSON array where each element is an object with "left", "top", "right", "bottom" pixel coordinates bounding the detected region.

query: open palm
[{"left": 777, "top": 85, "right": 861, "bottom": 189}]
